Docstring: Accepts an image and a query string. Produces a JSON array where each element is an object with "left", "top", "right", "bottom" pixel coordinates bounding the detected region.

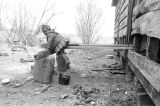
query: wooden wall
[
  {"left": 114, "top": 0, "right": 160, "bottom": 43},
  {"left": 132, "top": 0, "right": 160, "bottom": 40},
  {"left": 114, "top": 0, "right": 129, "bottom": 43}
]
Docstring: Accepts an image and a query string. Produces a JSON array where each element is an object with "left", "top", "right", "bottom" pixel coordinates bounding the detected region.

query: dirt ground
[{"left": 0, "top": 43, "right": 136, "bottom": 106}]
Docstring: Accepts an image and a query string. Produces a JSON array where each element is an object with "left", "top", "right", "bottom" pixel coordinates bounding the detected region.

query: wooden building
[{"left": 112, "top": 0, "right": 160, "bottom": 105}]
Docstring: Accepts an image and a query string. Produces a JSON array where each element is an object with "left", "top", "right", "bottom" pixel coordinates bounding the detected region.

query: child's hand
[
  {"left": 41, "top": 44, "right": 48, "bottom": 49},
  {"left": 34, "top": 51, "right": 50, "bottom": 60}
]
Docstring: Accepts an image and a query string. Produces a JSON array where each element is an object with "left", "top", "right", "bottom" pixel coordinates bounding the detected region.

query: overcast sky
[{"left": 2, "top": 0, "right": 115, "bottom": 44}]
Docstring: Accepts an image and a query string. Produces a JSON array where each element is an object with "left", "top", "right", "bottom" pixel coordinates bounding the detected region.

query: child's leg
[{"left": 56, "top": 49, "right": 70, "bottom": 74}]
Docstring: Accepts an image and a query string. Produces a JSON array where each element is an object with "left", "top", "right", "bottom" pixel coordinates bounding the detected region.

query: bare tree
[
  {"left": 75, "top": 0, "right": 102, "bottom": 44},
  {"left": 0, "top": 0, "right": 12, "bottom": 43},
  {"left": 3, "top": 0, "right": 56, "bottom": 46}
]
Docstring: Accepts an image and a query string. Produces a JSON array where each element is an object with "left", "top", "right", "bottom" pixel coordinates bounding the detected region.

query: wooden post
[
  {"left": 126, "top": 63, "right": 134, "bottom": 81},
  {"left": 146, "top": 37, "right": 159, "bottom": 62},
  {"left": 146, "top": 36, "right": 150, "bottom": 58},
  {"left": 127, "top": 0, "right": 134, "bottom": 45},
  {"left": 133, "top": 34, "right": 142, "bottom": 53},
  {"left": 134, "top": 77, "right": 155, "bottom": 106}
]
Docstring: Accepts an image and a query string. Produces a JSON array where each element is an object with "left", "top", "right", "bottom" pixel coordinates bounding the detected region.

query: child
[{"left": 38, "top": 25, "right": 70, "bottom": 84}]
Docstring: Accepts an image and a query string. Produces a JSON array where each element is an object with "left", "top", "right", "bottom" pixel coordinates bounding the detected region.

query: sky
[{"left": 1, "top": 0, "right": 115, "bottom": 44}]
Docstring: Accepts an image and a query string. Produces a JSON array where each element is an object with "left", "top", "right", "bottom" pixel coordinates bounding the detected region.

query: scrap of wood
[
  {"left": 39, "top": 84, "right": 51, "bottom": 93},
  {"left": 33, "top": 84, "right": 52, "bottom": 95},
  {"left": 11, "top": 46, "right": 27, "bottom": 51},
  {"left": 20, "top": 58, "right": 34, "bottom": 63},
  {"left": 0, "top": 53, "right": 9, "bottom": 56},
  {"left": 110, "top": 70, "right": 126, "bottom": 75},
  {"left": 91, "top": 67, "right": 125, "bottom": 71},
  {"left": 14, "top": 76, "right": 33, "bottom": 88}
]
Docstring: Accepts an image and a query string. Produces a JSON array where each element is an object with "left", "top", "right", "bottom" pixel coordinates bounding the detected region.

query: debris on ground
[
  {"left": 91, "top": 67, "right": 125, "bottom": 72},
  {"left": 72, "top": 85, "right": 100, "bottom": 105},
  {"left": 65, "top": 49, "right": 74, "bottom": 54},
  {"left": 0, "top": 48, "right": 136, "bottom": 106},
  {"left": 103, "top": 62, "right": 121, "bottom": 68},
  {"left": 39, "top": 84, "right": 51, "bottom": 93},
  {"left": 33, "top": 84, "right": 52, "bottom": 95},
  {"left": 20, "top": 57, "right": 34, "bottom": 63},
  {"left": 91, "top": 62, "right": 124, "bottom": 72},
  {"left": 11, "top": 46, "right": 27, "bottom": 52},
  {"left": 0, "top": 53, "right": 9, "bottom": 56},
  {"left": 110, "top": 70, "right": 126, "bottom": 75},
  {"left": 13, "top": 76, "right": 34, "bottom": 88},
  {"left": 105, "top": 55, "right": 114, "bottom": 59},
  {"left": 1, "top": 78, "right": 10, "bottom": 85},
  {"left": 59, "top": 94, "right": 70, "bottom": 99},
  {"left": 80, "top": 74, "right": 87, "bottom": 78}
]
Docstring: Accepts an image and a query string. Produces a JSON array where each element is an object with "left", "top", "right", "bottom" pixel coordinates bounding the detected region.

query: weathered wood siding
[
  {"left": 119, "top": 0, "right": 129, "bottom": 38},
  {"left": 114, "top": 0, "right": 129, "bottom": 42},
  {"left": 128, "top": 51, "right": 160, "bottom": 92},
  {"left": 114, "top": 0, "right": 122, "bottom": 38},
  {"left": 132, "top": 0, "right": 160, "bottom": 39},
  {"left": 128, "top": 50, "right": 160, "bottom": 106}
]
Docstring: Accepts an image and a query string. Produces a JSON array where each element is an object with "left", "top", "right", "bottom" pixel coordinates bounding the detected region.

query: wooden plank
[
  {"left": 115, "top": 5, "right": 120, "bottom": 18},
  {"left": 132, "top": 20, "right": 136, "bottom": 29},
  {"left": 115, "top": 26, "right": 118, "bottom": 33},
  {"left": 120, "top": 6, "right": 128, "bottom": 23},
  {"left": 115, "top": 20, "right": 119, "bottom": 29},
  {"left": 114, "top": 0, "right": 122, "bottom": 42},
  {"left": 67, "top": 44, "right": 133, "bottom": 50},
  {"left": 128, "top": 51, "right": 160, "bottom": 92},
  {"left": 115, "top": 5, "right": 118, "bottom": 12},
  {"left": 127, "top": 59, "right": 160, "bottom": 106},
  {"left": 119, "top": 17, "right": 127, "bottom": 30},
  {"left": 115, "top": 24, "right": 119, "bottom": 33},
  {"left": 131, "top": 20, "right": 136, "bottom": 35},
  {"left": 115, "top": 1, "right": 122, "bottom": 28},
  {"left": 115, "top": 0, "right": 124, "bottom": 41},
  {"left": 120, "top": 0, "right": 129, "bottom": 14},
  {"left": 67, "top": 46, "right": 132, "bottom": 50},
  {"left": 132, "top": 0, "right": 160, "bottom": 21},
  {"left": 121, "top": 0, "right": 126, "bottom": 8},
  {"left": 114, "top": 24, "right": 118, "bottom": 30},
  {"left": 114, "top": 32, "right": 118, "bottom": 38},
  {"left": 133, "top": 10, "right": 160, "bottom": 39},
  {"left": 115, "top": 4, "right": 122, "bottom": 23},
  {"left": 68, "top": 44, "right": 133, "bottom": 47},
  {"left": 115, "top": 0, "right": 123, "bottom": 16},
  {"left": 132, "top": 5, "right": 139, "bottom": 20},
  {"left": 115, "top": 11, "right": 119, "bottom": 23},
  {"left": 139, "top": 0, "right": 160, "bottom": 13},
  {"left": 119, "top": 26, "right": 127, "bottom": 37},
  {"left": 118, "top": 0, "right": 124, "bottom": 9}
]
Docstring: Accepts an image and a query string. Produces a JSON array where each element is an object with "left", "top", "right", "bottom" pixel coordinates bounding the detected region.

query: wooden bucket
[{"left": 33, "top": 54, "right": 55, "bottom": 84}]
